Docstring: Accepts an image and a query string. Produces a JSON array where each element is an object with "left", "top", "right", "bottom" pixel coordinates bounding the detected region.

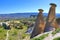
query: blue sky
[{"left": 0, "top": 0, "right": 60, "bottom": 14}]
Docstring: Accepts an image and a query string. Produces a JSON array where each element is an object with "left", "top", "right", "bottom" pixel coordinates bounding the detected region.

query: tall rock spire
[
  {"left": 30, "top": 9, "right": 45, "bottom": 38},
  {"left": 44, "top": 3, "right": 59, "bottom": 32}
]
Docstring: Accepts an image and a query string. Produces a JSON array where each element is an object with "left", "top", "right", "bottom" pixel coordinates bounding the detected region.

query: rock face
[
  {"left": 30, "top": 9, "right": 45, "bottom": 38},
  {"left": 44, "top": 3, "right": 59, "bottom": 32}
]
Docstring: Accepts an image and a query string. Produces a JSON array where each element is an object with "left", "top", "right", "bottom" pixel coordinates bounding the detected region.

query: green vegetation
[
  {"left": 52, "top": 28, "right": 60, "bottom": 35},
  {"left": 0, "top": 17, "right": 60, "bottom": 40},
  {"left": 53, "top": 37, "right": 60, "bottom": 40},
  {"left": 32, "top": 34, "right": 48, "bottom": 40},
  {"left": 0, "top": 25, "right": 29, "bottom": 40},
  {"left": 8, "top": 25, "right": 28, "bottom": 40},
  {"left": 0, "top": 28, "right": 7, "bottom": 40},
  {"left": 0, "top": 18, "right": 35, "bottom": 40}
]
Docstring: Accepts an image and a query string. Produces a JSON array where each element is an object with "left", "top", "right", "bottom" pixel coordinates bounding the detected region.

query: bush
[
  {"left": 53, "top": 37, "right": 60, "bottom": 40},
  {"left": 52, "top": 28, "right": 60, "bottom": 35},
  {"left": 32, "top": 34, "right": 48, "bottom": 40}
]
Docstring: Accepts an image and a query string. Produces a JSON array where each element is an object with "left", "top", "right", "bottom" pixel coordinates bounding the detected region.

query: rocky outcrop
[
  {"left": 44, "top": 3, "right": 59, "bottom": 32},
  {"left": 30, "top": 9, "right": 45, "bottom": 38}
]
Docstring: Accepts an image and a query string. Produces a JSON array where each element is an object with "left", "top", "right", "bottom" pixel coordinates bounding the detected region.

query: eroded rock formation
[
  {"left": 30, "top": 3, "right": 60, "bottom": 38},
  {"left": 44, "top": 3, "right": 59, "bottom": 32},
  {"left": 30, "top": 9, "right": 45, "bottom": 38}
]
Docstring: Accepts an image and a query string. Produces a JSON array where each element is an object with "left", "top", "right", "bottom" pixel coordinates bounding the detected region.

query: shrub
[
  {"left": 52, "top": 28, "right": 60, "bottom": 35},
  {"left": 32, "top": 34, "right": 48, "bottom": 40},
  {"left": 53, "top": 37, "right": 60, "bottom": 40}
]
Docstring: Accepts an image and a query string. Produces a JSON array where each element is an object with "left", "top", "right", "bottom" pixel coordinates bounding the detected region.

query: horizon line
[{"left": 0, "top": 12, "right": 60, "bottom": 14}]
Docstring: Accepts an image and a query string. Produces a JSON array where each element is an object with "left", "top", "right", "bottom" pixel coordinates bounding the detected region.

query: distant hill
[{"left": 0, "top": 13, "right": 60, "bottom": 19}]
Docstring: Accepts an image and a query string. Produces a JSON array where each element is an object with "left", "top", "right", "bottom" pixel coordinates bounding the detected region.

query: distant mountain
[{"left": 0, "top": 13, "right": 60, "bottom": 19}]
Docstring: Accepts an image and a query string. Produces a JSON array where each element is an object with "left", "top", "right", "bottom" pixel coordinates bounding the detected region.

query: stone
[
  {"left": 30, "top": 9, "right": 45, "bottom": 38},
  {"left": 44, "top": 3, "right": 59, "bottom": 32}
]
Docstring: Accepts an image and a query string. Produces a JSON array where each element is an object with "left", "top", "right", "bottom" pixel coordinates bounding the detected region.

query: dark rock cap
[
  {"left": 50, "top": 3, "right": 57, "bottom": 7},
  {"left": 38, "top": 9, "right": 44, "bottom": 12}
]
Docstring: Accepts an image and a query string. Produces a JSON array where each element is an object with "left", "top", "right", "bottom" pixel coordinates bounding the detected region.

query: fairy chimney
[
  {"left": 50, "top": 3, "right": 59, "bottom": 29},
  {"left": 30, "top": 9, "right": 45, "bottom": 38},
  {"left": 44, "top": 3, "right": 59, "bottom": 32}
]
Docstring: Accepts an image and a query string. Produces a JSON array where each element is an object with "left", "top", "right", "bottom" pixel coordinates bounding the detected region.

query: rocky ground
[{"left": 31, "top": 28, "right": 60, "bottom": 40}]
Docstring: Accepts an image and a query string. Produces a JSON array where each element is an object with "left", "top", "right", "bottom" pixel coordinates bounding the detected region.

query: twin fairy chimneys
[{"left": 30, "top": 3, "right": 59, "bottom": 38}]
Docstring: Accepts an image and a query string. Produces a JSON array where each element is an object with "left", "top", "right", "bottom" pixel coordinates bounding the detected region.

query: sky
[{"left": 0, "top": 0, "right": 60, "bottom": 14}]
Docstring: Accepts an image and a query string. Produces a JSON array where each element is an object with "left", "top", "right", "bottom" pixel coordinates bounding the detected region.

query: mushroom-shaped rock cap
[
  {"left": 38, "top": 9, "right": 44, "bottom": 12},
  {"left": 50, "top": 3, "right": 57, "bottom": 7}
]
